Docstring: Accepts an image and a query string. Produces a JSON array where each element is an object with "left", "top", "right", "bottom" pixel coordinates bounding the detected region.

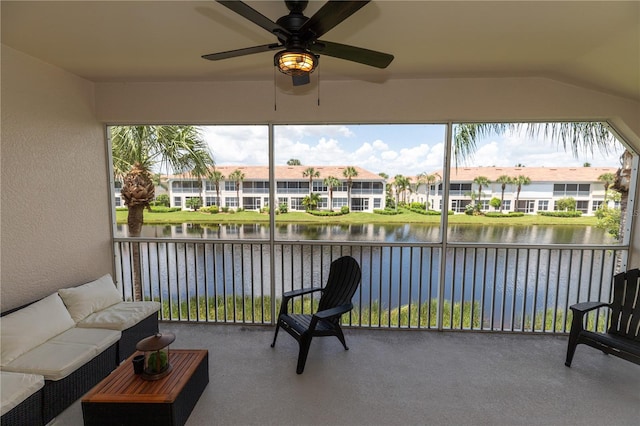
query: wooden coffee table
[{"left": 82, "top": 349, "right": 208, "bottom": 426}]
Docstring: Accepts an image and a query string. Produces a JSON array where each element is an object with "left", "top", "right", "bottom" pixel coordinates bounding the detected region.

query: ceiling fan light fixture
[{"left": 274, "top": 50, "right": 317, "bottom": 76}]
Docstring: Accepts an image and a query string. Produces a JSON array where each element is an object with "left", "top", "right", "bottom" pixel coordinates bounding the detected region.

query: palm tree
[
  {"left": 453, "top": 123, "right": 615, "bottom": 167},
  {"left": 393, "top": 174, "right": 412, "bottom": 206},
  {"left": 495, "top": 175, "right": 513, "bottom": 213},
  {"left": 425, "top": 173, "right": 441, "bottom": 210},
  {"left": 513, "top": 175, "right": 531, "bottom": 212},
  {"left": 287, "top": 158, "right": 301, "bottom": 165},
  {"left": 473, "top": 176, "right": 491, "bottom": 211},
  {"left": 343, "top": 166, "right": 358, "bottom": 210},
  {"left": 210, "top": 170, "right": 224, "bottom": 206},
  {"left": 323, "top": 176, "right": 340, "bottom": 211},
  {"left": 392, "top": 175, "right": 403, "bottom": 208},
  {"left": 598, "top": 172, "right": 616, "bottom": 203},
  {"left": 302, "top": 167, "right": 320, "bottom": 196},
  {"left": 111, "top": 125, "right": 214, "bottom": 301},
  {"left": 417, "top": 172, "right": 441, "bottom": 210},
  {"left": 302, "top": 193, "right": 321, "bottom": 211},
  {"left": 228, "top": 169, "right": 245, "bottom": 210}
]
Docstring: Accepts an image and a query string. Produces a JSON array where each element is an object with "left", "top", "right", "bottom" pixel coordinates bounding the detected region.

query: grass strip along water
[{"left": 116, "top": 208, "right": 599, "bottom": 227}]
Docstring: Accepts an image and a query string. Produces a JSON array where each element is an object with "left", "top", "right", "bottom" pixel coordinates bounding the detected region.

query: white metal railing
[{"left": 113, "top": 238, "right": 627, "bottom": 334}]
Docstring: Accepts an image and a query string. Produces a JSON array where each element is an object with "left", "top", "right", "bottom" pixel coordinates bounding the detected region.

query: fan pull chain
[
  {"left": 274, "top": 66, "right": 277, "bottom": 111},
  {"left": 317, "top": 68, "right": 320, "bottom": 106}
]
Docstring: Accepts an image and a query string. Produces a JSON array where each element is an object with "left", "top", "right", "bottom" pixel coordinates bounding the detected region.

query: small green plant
[
  {"left": 308, "top": 210, "right": 343, "bottom": 217},
  {"left": 341, "top": 206, "right": 350, "bottom": 214},
  {"left": 538, "top": 211, "right": 582, "bottom": 217},
  {"left": 185, "top": 197, "right": 202, "bottom": 210},
  {"left": 485, "top": 211, "right": 524, "bottom": 217},
  {"left": 150, "top": 206, "right": 181, "bottom": 213},
  {"left": 147, "top": 350, "right": 168, "bottom": 372},
  {"left": 153, "top": 194, "right": 170, "bottom": 207},
  {"left": 374, "top": 209, "right": 401, "bottom": 215},
  {"left": 278, "top": 203, "right": 288, "bottom": 214},
  {"left": 555, "top": 197, "right": 576, "bottom": 211},
  {"left": 490, "top": 197, "right": 501, "bottom": 210},
  {"left": 199, "top": 205, "right": 219, "bottom": 214}
]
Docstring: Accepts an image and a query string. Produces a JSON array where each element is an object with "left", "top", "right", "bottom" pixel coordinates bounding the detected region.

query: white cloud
[
  {"left": 203, "top": 126, "right": 268, "bottom": 165},
  {"left": 199, "top": 124, "right": 623, "bottom": 179},
  {"left": 380, "top": 150, "right": 398, "bottom": 161},
  {"left": 372, "top": 139, "right": 389, "bottom": 150}
]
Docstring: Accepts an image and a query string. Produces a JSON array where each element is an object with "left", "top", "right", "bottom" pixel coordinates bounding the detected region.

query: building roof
[
  {"left": 170, "top": 165, "right": 383, "bottom": 181},
  {"left": 427, "top": 166, "right": 618, "bottom": 183}
]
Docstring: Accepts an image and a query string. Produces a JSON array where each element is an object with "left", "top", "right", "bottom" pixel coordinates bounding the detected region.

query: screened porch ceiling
[{"left": 1, "top": 1, "right": 638, "bottom": 102}]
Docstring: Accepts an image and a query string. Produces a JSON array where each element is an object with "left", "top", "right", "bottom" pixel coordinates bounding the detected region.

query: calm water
[{"left": 116, "top": 222, "right": 617, "bottom": 245}]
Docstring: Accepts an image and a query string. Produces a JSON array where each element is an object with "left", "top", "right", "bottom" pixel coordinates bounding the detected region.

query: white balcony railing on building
[{"left": 113, "top": 238, "right": 626, "bottom": 334}]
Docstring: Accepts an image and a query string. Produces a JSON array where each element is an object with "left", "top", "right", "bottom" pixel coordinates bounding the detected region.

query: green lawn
[{"left": 115, "top": 208, "right": 599, "bottom": 226}]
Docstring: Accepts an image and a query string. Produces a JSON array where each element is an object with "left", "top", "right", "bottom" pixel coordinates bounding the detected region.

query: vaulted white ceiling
[{"left": 2, "top": 1, "right": 639, "bottom": 101}]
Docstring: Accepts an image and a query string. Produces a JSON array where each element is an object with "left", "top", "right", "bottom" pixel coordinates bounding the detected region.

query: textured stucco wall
[{"left": 1, "top": 46, "right": 112, "bottom": 311}]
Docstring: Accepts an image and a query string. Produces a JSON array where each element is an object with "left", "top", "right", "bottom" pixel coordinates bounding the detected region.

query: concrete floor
[{"left": 53, "top": 322, "right": 639, "bottom": 426}]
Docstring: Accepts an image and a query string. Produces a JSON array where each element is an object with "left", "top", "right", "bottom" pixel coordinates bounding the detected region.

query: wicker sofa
[{"left": 0, "top": 274, "right": 160, "bottom": 425}]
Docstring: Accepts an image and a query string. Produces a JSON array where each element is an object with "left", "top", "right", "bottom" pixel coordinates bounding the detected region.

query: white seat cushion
[
  {"left": 0, "top": 371, "right": 44, "bottom": 416},
  {"left": 77, "top": 301, "right": 160, "bottom": 331},
  {"left": 1, "top": 293, "right": 75, "bottom": 366},
  {"left": 50, "top": 327, "right": 121, "bottom": 353},
  {"left": 2, "top": 341, "right": 101, "bottom": 381},
  {"left": 58, "top": 274, "right": 123, "bottom": 323}
]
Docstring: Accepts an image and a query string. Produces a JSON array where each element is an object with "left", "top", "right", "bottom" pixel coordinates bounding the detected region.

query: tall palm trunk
[
  {"left": 613, "top": 150, "right": 633, "bottom": 269},
  {"left": 121, "top": 163, "right": 154, "bottom": 301}
]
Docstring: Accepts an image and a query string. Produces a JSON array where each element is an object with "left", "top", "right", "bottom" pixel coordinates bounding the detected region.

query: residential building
[
  {"left": 164, "top": 165, "right": 385, "bottom": 212},
  {"left": 407, "top": 167, "right": 619, "bottom": 215}
]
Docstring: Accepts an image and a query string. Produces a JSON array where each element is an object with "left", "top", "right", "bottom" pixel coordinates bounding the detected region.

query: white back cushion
[
  {"left": 1, "top": 293, "right": 75, "bottom": 365},
  {"left": 58, "top": 274, "right": 123, "bottom": 323}
]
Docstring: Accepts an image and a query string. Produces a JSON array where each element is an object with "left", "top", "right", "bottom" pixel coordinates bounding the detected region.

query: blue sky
[{"left": 201, "top": 124, "right": 625, "bottom": 178}]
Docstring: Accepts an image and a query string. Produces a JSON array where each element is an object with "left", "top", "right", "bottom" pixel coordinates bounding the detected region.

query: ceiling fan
[{"left": 202, "top": 0, "right": 394, "bottom": 86}]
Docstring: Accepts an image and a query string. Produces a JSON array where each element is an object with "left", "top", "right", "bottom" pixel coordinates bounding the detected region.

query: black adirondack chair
[
  {"left": 565, "top": 268, "right": 640, "bottom": 367},
  {"left": 271, "top": 255, "right": 362, "bottom": 374}
]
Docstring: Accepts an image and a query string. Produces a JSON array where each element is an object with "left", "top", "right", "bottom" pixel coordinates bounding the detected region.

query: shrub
[
  {"left": 409, "top": 207, "right": 443, "bottom": 215},
  {"left": 485, "top": 211, "right": 524, "bottom": 218},
  {"left": 489, "top": 197, "right": 501, "bottom": 210},
  {"left": 236, "top": 207, "right": 244, "bottom": 213},
  {"left": 278, "top": 203, "right": 288, "bottom": 214},
  {"left": 308, "top": 210, "right": 343, "bottom": 217},
  {"left": 153, "top": 194, "right": 170, "bottom": 207},
  {"left": 200, "top": 205, "right": 219, "bottom": 214},
  {"left": 340, "top": 206, "right": 350, "bottom": 214},
  {"left": 185, "top": 197, "right": 202, "bottom": 210},
  {"left": 374, "top": 209, "right": 401, "bottom": 215},
  {"left": 222, "top": 206, "right": 229, "bottom": 213},
  {"left": 465, "top": 204, "right": 482, "bottom": 215},
  {"left": 150, "top": 206, "right": 181, "bottom": 213},
  {"left": 555, "top": 197, "right": 576, "bottom": 211},
  {"left": 409, "top": 202, "right": 425, "bottom": 210},
  {"left": 538, "top": 211, "right": 582, "bottom": 218}
]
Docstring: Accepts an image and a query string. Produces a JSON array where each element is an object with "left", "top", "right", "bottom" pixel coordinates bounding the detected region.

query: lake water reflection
[{"left": 116, "top": 222, "right": 617, "bottom": 245}]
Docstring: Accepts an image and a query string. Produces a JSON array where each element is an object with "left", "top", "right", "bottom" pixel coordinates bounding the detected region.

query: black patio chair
[
  {"left": 565, "top": 268, "right": 640, "bottom": 367},
  {"left": 271, "top": 255, "right": 362, "bottom": 374}
]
